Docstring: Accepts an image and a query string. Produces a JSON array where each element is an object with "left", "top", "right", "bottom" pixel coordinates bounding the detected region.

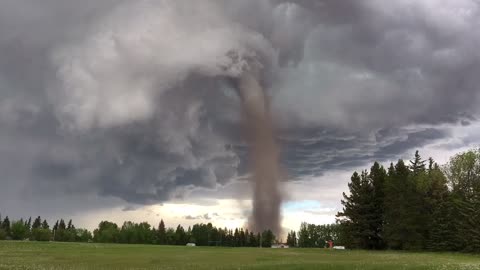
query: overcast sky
[{"left": 1, "top": 0, "right": 480, "bottom": 232}]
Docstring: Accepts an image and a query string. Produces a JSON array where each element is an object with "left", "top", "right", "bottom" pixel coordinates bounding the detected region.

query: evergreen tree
[
  {"left": 410, "top": 150, "right": 426, "bottom": 175},
  {"left": 369, "top": 162, "right": 387, "bottom": 249},
  {"left": 287, "top": 230, "right": 297, "bottom": 247},
  {"left": 429, "top": 195, "right": 459, "bottom": 251},
  {"left": 234, "top": 228, "right": 240, "bottom": 247},
  {"left": 337, "top": 170, "right": 376, "bottom": 249},
  {"left": 165, "top": 228, "right": 176, "bottom": 245},
  {"left": 384, "top": 160, "right": 411, "bottom": 249},
  {"left": 0, "top": 215, "right": 4, "bottom": 240},
  {"left": 261, "top": 230, "right": 274, "bottom": 247},
  {"left": 55, "top": 219, "right": 67, "bottom": 241},
  {"left": 59, "top": 219, "right": 66, "bottom": 230},
  {"left": 41, "top": 219, "right": 49, "bottom": 229},
  {"left": 2, "top": 216, "right": 10, "bottom": 235},
  {"left": 420, "top": 158, "right": 450, "bottom": 250},
  {"left": 246, "top": 232, "right": 253, "bottom": 247},
  {"left": 65, "top": 219, "right": 76, "bottom": 242},
  {"left": 32, "top": 216, "right": 42, "bottom": 229},
  {"left": 175, "top": 225, "right": 186, "bottom": 245},
  {"left": 157, "top": 219, "right": 167, "bottom": 245},
  {"left": 239, "top": 228, "right": 246, "bottom": 247},
  {"left": 26, "top": 217, "right": 32, "bottom": 231},
  {"left": 67, "top": 219, "right": 74, "bottom": 230}
]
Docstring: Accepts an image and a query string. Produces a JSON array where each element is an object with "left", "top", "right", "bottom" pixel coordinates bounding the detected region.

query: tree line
[
  {"left": 92, "top": 220, "right": 276, "bottom": 247},
  {"left": 0, "top": 216, "right": 276, "bottom": 247},
  {"left": 0, "top": 216, "right": 92, "bottom": 242},
  {"left": 335, "top": 149, "right": 480, "bottom": 252},
  {"left": 286, "top": 223, "right": 349, "bottom": 248}
]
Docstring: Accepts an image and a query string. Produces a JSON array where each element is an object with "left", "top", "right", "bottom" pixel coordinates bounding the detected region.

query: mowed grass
[{"left": 1, "top": 241, "right": 480, "bottom": 270}]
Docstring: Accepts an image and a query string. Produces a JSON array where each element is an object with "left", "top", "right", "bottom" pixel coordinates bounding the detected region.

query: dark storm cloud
[
  {"left": 0, "top": 0, "right": 479, "bottom": 214},
  {"left": 280, "top": 127, "right": 449, "bottom": 179}
]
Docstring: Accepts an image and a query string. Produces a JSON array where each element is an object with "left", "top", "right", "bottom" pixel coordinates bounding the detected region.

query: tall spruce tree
[
  {"left": 2, "top": 216, "right": 10, "bottom": 235},
  {"left": 41, "top": 219, "right": 49, "bottom": 229},
  {"left": 337, "top": 170, "right": 377, "bottom": 249},
  {"left": 369, "top": 162, "right": 387, "bottom": 249},
  {"left": 410, "top": 150, "right": 426, "bottom": 175},
  {"left": 422, "top": 159, "right": 450, "bottom": 250},
  {"left": 157, "top": 219, "right": 167, "bottom": 245},
  {"left": 384, "top": 159, "right": 422, "bottom": 250},
  {"left": 32, "top": 216, "right": 42, "bottom": 229}
]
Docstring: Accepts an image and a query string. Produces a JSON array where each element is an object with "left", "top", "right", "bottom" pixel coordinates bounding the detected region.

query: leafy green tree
[
  {"left": 443, "top": 149, "right": 480, "bottom": 251},
  {"left": 31, "top": 228, "right": 52, "bottom": 241},
  {"left": 444, "top": 149, "right": 480, "bottom": 199},
  {"left": 93, "top": 221, "right": 120, "bottom": 243},
  {"left": 298, "top": 222, "right": 309, "bottom": 247},
  {"left": 137, "top": 222, "right": 153, "bottom": 244},
  {"left": 10, "top": 220, "right": 28, "bottom": 240},
  {"left": 75, "top": 228, "right": 92, "bottom": 242}
]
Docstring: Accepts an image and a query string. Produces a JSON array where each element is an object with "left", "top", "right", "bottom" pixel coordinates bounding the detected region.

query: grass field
[{"left": 1, "top": 241, "right": 480, "bottom": 270}]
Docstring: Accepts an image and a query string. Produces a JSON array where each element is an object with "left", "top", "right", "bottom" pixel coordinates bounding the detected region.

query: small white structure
[
  {"left": 186, "top": 243, "right": 196, "bottom": 247},
  {"left": 271, "top": 244, "right": 289, "bottom": 248},
  {"left": 333, "top": 246, "right": 346, "bottom": 250}
]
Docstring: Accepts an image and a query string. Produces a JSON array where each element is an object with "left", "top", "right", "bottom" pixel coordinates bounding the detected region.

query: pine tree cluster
[{"left": 337, "top": 149, "right": 480, "bottom": 252}]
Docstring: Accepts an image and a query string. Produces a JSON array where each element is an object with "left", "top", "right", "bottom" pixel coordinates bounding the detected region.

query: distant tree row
[
  {"left": 287, "top": 223, "right": 348, "bottom": 248},
  {"left": 0, "top": 216, "right": 91, "bottom": 242},
  {"left": 0, "top": 216, "right": 276, "bottom": 247},
  {"left": 337, "top": 149, "right": 480, "bottom": 252},
  {"left": 93, "top": 220, "right": 275, "bottom": 247}
]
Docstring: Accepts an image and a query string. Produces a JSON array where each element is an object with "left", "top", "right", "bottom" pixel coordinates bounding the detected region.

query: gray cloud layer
[{"left": 1, "top": 0, "right": 479, "bottom": 213}]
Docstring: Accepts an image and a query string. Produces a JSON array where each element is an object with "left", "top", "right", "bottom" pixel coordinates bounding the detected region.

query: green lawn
[{"left": 1, "top": 241, "right": 480, "bottom": 270}]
